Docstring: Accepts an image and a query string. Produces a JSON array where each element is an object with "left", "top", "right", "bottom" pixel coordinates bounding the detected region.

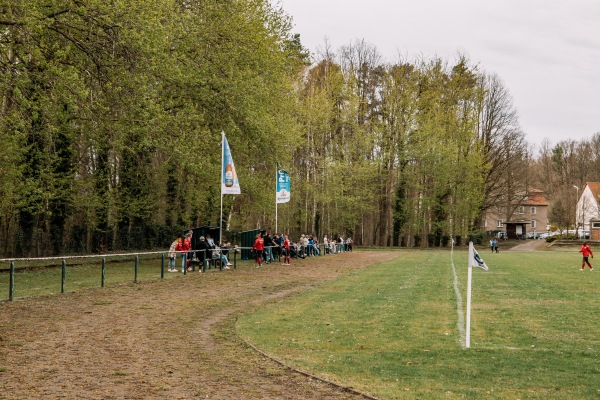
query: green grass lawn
[{"left": 237, "top": 249, "right": 600, "bottom": 399}]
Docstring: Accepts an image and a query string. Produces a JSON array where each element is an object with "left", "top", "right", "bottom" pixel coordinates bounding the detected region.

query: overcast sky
[{"left": 277, "top": 0, "right": 600, "bottom": 147}]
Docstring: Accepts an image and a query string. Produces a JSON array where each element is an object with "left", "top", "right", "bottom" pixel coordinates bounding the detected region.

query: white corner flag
[
  {"left": 466, "top": 242, "right": 489, "bottom": 349},
  {"left": 470, "top": 244, "right": 489, "bottom": 271}
]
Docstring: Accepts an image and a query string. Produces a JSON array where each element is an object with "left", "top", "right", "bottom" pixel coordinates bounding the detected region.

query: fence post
[
  {"left": 202, "top": 251, "right": 206, "bottom": 273},
  {"left": 183, "top": 253, "right": 187, "bottom": 275},
  {"left": 161, "top": 253, "right": 165, "bottom": 279},
  {"left": 9, "top": 260, "right": 15, "bottom": 301},
  {"left": 233, "top": 249, "right": 237, "bottom": 269},
  {"left": 101, "top": 257, "right": 106, "bottom": 288},
  {"left": 134, "top": 255, "right": 139, "bottom": 283},
  {"left": 61, "top": 259, "right": 66, "bottom": 293}
]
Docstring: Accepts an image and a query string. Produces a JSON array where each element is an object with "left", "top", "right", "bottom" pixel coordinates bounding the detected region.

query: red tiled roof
[
  {"left": 522, "top": 189, "right": 549, "bottom": 206},
  {"left": 587, "top": 182, "right": 600, "bottom": 202}
]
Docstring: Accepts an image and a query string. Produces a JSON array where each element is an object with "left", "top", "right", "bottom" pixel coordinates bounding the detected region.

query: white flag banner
[{"left": 470, "top": 245, "right": 489, "bottom": 271}]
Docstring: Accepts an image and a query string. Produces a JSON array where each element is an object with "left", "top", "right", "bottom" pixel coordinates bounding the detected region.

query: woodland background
[{"left": 1, "top": 0, "right": 599, "bottom": 257}]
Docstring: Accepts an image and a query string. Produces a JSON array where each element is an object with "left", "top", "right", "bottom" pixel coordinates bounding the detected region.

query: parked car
[
  {"left": 579, "top": 230, "right": 590, "bottom": 239},
  {"left": 538, "top": 231, "right": 559, "bottom": 240},
  {"left": 526, "top": 232, "right": 542, "bottom": 239}
]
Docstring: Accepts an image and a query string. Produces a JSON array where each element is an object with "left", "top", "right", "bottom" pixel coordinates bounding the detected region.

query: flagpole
[
  {"left": 466, "top": 242, "right": 474, "bottom": 349},
  {"left": 275, "top": 163, "right": 278, "bottom": 234},
  {"left": 219, "top": 131, "right": 224, "bottom": 244}
]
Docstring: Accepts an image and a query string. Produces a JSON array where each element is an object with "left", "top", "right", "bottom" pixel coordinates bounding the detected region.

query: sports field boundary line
[
  {"left": 241, "top": 337, "right": 381, "bottom": 400},
  {"left": 451, "top": 246, "right": 467, "bottom": 349}
]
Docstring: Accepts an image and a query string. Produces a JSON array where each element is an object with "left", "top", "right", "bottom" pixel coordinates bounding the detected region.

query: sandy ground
[{"left": 0, "top": 251, "right": 399, "bottom": 399}]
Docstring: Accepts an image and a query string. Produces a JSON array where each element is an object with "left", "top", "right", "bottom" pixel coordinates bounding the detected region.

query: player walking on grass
[
  {"left": 579, "top": 241, "right": 594, "bottom": 271},
  {"left": 252, "top": 233, "right": 264, "bottom": 268}
]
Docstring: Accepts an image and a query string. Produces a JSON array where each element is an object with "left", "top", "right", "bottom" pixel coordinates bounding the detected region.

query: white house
[{"left": 575, "top": 182, "right": 600, "bottom": 232}]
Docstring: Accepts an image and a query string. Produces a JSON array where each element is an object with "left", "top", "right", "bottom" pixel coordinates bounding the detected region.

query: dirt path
[
  {"left": 505, "top": 239, "right": 547, "bottom": 251},
  {"left": 0, "top": 251, "right": 399, "bottom": 399}
]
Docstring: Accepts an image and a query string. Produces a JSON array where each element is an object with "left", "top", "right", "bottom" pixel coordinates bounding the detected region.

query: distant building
[
  {"left": 575, "top": 182, "right": 600, "bottom": 234},
  {"left": 482, "top": 189, "right": 549, "bottom": 239}
]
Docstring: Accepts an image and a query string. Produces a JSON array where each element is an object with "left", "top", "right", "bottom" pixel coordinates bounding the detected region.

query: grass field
[{"left": 237, "top": 249, "right": 600, "bottom": 399}]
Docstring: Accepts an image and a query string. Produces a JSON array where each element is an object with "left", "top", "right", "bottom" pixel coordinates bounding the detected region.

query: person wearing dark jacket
[
  {"left": 263, "top": 232, "right": 274, "bottom": 263},
  {"left": 197, "top": 236, "right": 209, "bottom": 271}
]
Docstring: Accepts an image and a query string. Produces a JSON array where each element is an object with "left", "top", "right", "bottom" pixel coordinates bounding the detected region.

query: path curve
[{"left": 0, "top": 251, "right": 398, "bottom": 399}]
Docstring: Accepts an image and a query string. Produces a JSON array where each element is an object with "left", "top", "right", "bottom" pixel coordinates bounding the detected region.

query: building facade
[{"left": 482, "top": 189, "right": 549, "bottom": 239}]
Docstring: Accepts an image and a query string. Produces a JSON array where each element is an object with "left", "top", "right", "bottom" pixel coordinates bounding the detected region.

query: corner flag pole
[
  {"left": 466, "top": 242, "right": 474, "bottom": 348},
  {"left": 466, "top": 241, "right": 489, "bottom": 349}
]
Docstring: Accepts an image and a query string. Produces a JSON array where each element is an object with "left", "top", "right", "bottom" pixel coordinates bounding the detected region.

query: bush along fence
[{"left": 0, "top": 243, "right": 350, "bottom": 301}]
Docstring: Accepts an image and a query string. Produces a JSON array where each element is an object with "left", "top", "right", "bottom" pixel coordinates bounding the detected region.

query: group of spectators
[
  {"left": 251, "top": 232, "right": 353, "bottom": 266},
  {"left": 168, "top": 229, "right": 353, "bottom": 272},
  {"left": 167, "top": 230, "right": 234, "bottom": 273}
]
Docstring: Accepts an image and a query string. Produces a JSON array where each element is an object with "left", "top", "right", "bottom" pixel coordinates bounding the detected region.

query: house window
[
  {"left": 497, "top": 220, "right": 503, "bottom": 228},
  {"left": 518, "top": 206, "right": 525, "bottom": 214},
  {"left": 593, "top": 222, "right": 600, "bottom": 229},
  {"left": 530, "top": 207, "right": 537, "bottom": 215},
  {"left": 531, "top": 220, "right": 536, "bottom": 228}
]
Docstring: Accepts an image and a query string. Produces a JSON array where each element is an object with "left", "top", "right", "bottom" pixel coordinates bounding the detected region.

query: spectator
[
  {"left": 263, "top": 232, "right": 274, "bottom": 263},
  {"left": 346, "top": 237, "right": 353, "bottom": 252},
  {"left": 197, "top": 235, "right": 209, "bottom": 271},
  {"left": 168, "top": 236, "right": 182, "bottom": 272},
  {"left": 272, "top": 234, "right": 280, "bottom": 259},
  {"left": 323, "top": 236, "right": 329, "bottom": 254},
  {"left": 205, "top": 234, "right": 216, "bottom": 267},
  {"left": 176, "top": 235, "right": 188, "bottom": 272},
  {"left": 219, "top": 240, "right": 233, "bottom": 269}
]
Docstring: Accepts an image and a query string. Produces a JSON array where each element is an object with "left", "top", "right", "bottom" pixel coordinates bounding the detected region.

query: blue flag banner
[
  {"left": 276, "top": 163, "right": 290, "bottom": 203},
  {"left": 222, "top": 134, "right": 241, "bottom": 194}
]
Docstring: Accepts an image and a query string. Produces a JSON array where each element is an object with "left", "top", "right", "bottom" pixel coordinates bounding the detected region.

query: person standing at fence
[
  {"left": 185, "top": 230, "right": 194, "bottom": 270},
  {"left": 579, "top": 241, "right": 594, "bottom": 271},
  {"left": 282, "top": 234, "right": 291, "bottom": 266},
  {"left": 181, "top": 231, "right": 193, "bottom": 272},
  {"left": 205, "top": 234, "right": 216, "bottom": 267},
  {"left": 346, "top": 237, "right": 353, "bottom": 252},
  {"left": 252, "top": 233, "right": 265, "bottom": 268},
  {"left": 175, "top": 235, "right": 187, "bottom": 272},
  {"left": 338, "top": 235, "right": 344, "bottom": 253},
  {"left": 263, "top": 232, "right": 274, "bottom": 264},
  {"left": 197, "top": 236, "right": 209, "bottom": 271},
  {"left": 168, "top": 236, "right": 182, "bottom": 272}
]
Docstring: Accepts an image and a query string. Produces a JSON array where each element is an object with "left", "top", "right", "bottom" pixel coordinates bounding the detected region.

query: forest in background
[{"left": 1, "top": 0, "right": 598, "bottom": 257}]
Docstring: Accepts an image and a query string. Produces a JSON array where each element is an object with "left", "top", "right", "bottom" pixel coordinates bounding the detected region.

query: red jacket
[
  {"left": 580, "top": 244, "right": 593, "bottom": 257},
  {"left": 252, "top": 238, "right": 264, "bottom": 251}
]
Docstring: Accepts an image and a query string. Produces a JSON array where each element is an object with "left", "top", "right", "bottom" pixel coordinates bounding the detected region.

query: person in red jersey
[
  {"left": 252, "top": 233, "right": 265, "bottom": 268},
  {"left": 579, "top": 241, "right": 594, "bottom": 271},
  {"left": 579, "top": 242, "right": 594, "bottom": 271},
  {"left": 282, "top": 235, "right": 291, "bottom": 266}
]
